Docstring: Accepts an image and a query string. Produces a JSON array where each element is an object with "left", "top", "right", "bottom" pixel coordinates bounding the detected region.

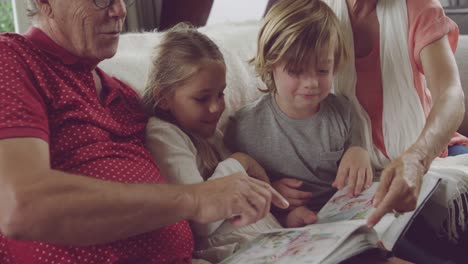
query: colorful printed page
[
  {"left": 221, "top": 179, "right": 440, "bottom": 263},
  {"left": 316, "top": 183, "right": 379, "bottom": 224},
  {"left": 220, "top": 221, "right": 365, "bottom": 264}
]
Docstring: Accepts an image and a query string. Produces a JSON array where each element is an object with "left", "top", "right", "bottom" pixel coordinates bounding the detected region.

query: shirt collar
[{"left": 24, "top": 27, "right": 92, "bottom": 67}]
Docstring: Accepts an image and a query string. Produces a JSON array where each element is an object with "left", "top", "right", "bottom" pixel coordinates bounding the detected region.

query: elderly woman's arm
[
  {"left": 0, "top": 138, "right": 273, "bottom": 246},
  {"left": 368, "top": 35, "right": 465, "bottom": 226}
]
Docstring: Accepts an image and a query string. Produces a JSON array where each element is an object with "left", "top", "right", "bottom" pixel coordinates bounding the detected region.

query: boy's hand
[
  {"left": 285, "top": 206, "right": 317, "bottom": 228},
  {"left": 272, "top": 178, "right": 313, "bottom": 209},
  {"left": 333, "top": 146, "right": 373, "bottom": 197}
]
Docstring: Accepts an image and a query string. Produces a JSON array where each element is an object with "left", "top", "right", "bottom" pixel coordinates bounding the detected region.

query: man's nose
[{"left": 108, "top": 0, "right": 127, "bottom": 19}]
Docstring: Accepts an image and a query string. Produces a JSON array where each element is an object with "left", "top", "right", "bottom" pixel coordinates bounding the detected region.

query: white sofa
[{"left": 99, "top": 21, "right": 468, "bottom": 136}]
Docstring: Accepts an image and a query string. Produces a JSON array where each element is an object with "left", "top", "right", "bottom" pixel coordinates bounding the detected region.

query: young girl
[
  {"left": 142, "top": 23, "right": 297, "bottom": 263},
  {"left": 225, "top": 0, "right": 373, "bottom": 223}
]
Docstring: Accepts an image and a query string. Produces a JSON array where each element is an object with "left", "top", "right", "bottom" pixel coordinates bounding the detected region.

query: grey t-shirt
[{"left": 225, "top": 93, "right": 354, "bottom": 210}]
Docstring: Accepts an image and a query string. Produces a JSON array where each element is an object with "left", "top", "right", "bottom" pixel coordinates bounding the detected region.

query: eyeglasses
[{"left": 93, "top": 0, "right": 136, "bottom": 9}]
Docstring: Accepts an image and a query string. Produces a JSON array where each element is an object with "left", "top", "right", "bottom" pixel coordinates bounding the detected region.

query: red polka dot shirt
[{"left": 0, "top": 27, "right": 193, "bottom": 264}]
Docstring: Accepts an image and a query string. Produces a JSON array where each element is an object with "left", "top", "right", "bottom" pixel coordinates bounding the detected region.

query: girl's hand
[
  {"left": 230, "top": 152, "right": 270, "bottom": 183},
  {"left": 333, "top": 146, "right": 373, "bottom": 197}
]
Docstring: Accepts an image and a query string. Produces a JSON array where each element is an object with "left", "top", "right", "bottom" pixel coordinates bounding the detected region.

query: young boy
[{"left": 225, "top": 0, "right": 373, "bottom": 226}]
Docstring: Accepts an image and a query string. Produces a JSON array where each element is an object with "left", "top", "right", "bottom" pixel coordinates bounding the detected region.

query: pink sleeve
[
  {"left": 0, "top": 39, "right": 49, "bottom": 141},
  {"left": 407, "top": 0, "right": 459, "bottom": 72}
]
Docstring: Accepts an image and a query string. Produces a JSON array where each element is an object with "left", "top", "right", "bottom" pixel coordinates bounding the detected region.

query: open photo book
[{"left": 221, "top": 176, "right": 441, "bottom": 264}]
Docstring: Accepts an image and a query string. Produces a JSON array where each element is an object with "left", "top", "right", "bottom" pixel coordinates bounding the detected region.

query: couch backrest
[{"left": 99, "top": 22, "right": 468, "bottom": 135}]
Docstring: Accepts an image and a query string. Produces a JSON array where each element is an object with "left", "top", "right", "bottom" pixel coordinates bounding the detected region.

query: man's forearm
[{"left": 1, "top": 169, "right": 195, "bottom": 246}]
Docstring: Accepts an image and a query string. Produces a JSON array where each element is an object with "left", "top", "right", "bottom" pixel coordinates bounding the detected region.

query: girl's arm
[
  {"left": 146, "top": 119, "right": 246, "bottom": 237},
  {"left": 146, "top": 119, "right": 205, "bottom": 185},
  {"left": 369, "top": 35, "right": 465, "bottom": 226}
]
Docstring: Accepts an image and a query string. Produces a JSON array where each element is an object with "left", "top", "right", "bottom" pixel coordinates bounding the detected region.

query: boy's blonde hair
[
  {"left": 142, "top": 23, "right": 225, "bottom": 179},
  {"left": 252, "top": 0, "right": 350, "bottom": 93}
]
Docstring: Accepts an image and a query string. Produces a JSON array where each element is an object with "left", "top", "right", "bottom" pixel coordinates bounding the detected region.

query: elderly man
[{"left": 0, "top": 0, "right": 282, "bottom": 263}]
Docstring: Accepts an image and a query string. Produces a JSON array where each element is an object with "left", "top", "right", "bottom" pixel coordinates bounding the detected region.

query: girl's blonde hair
[
  {"left": 142, "top": 23, "right": 225, "bottom": 179},
  {"left": 252, "top": 0, "right": 350, "bottom": 93}
]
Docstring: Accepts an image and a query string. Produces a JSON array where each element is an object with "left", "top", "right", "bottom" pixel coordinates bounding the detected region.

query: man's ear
[{"left": 36, "top": 0, "right": 53, "bottom": 18}]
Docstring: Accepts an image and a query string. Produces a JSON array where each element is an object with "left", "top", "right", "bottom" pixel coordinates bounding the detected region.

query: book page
[
  {"left": 323, "top": 226, "right": 379, "bottom": 264},
  {"left": 221, "top": 222, "right": 365, "bottom": 264},
  {"left": 316, "top": 183, "right": 378, "bottom": 224},
  {"left": 222, "top": 177, "right": 441, "bottom": 262},
  {"left": 315, "top": 179, "right": 440, "bottom": 250}
]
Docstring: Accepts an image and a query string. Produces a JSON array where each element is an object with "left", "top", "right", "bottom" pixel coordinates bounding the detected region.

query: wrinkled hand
[
  {"left": 285, "top": 206, "right": 317, "bottom": 228},
  {"left": 189, "top": 172, "right": 286, "bottom": 227},
  {"left": 367, "top": 149, "right": 425, "bottom": 227},
  {"left": 333, "top": 146, "right": 373, "bottom": 197},
  {"left": 272, "top": 178, "right": 313, "bottom": 209}
]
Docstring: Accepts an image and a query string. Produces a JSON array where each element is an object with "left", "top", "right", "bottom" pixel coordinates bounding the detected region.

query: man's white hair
[{"left": 26, "top": 0, "right": 39, "bottom": 18}]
